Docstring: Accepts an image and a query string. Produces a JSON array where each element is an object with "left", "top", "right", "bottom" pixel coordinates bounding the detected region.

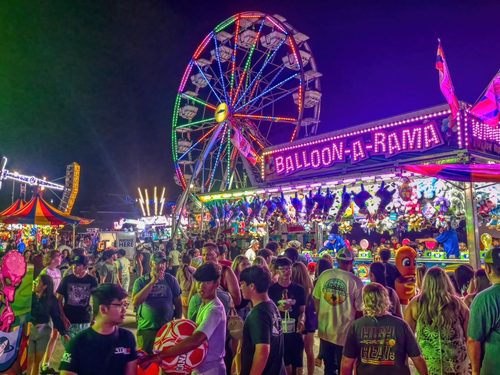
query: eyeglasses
[{"left": 109, "top": 302, "right": 129, "bottom": 309}]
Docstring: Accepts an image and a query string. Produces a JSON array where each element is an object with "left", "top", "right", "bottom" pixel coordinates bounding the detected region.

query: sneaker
[{"left": 41, "top": 367, "right": 60, "bottom": 375}]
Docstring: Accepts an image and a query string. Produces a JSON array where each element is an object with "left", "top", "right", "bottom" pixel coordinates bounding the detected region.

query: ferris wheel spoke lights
[{"left": 172, "top": 11, "right": 322, "bottom": 192}]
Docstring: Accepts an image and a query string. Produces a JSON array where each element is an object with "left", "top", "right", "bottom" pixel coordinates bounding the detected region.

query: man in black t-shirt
[
  {"left": 268, "top": 256, "right": 306, "bottom": 374},
  {"left": 56, "top": 256, "right": 98, "bottom": 348},
  {"left": 379, "top": 248, "right": 400, "bottom": 290},
  {"left": 240, "top": 265, "right": 285, "bottom": 375},
  {"left": 60, "top": 283, "right": 137, "bottom": 375}
]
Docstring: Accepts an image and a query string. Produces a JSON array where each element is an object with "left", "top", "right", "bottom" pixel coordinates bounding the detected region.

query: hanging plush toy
[
  {"left": 394, "top": 246, "right": 417, "bottom": 305},
  {"left": 313, "top": 187, "right": 326, "bottom": 217},
  {"left": 264, "top": 197, "right": 277, "bottom": 220},
  {"left": 335, "top": 186, "right": 352, "bottom": 223},
  {"left": 305, "top": 190, "right": 315, "bottom": 220},
  {"left": 399, "top": 177, "right": 413, "bottom": 202},
  {"left": 240, "top": 198, "right": 251, "bottom": 218},
  {"left": 223, "top": 202, "right": 233, "bottom": 222},
  {"left": 249, "top": 196, "right": 263, "bottom": 220},
  {"left": 274, "top": 192, "right": 290, "bottom": 221},
  {"left": 433, "top": 196, "right": 450, "bottom": 215},
  {"left": 375, "top": 181, "right": 395, "bottom": 218},
  {"left": 290, "top": 192, "right": 303, "bottom": 220},
  {"left": 323, "top": 188, "right": 336, "bottom": 217},
  {"left": 352, "top": 184, "right": 372, "bottom": 216}
]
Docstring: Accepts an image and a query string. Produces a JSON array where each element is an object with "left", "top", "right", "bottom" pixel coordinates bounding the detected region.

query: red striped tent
[
  {"left": 0, "top": 199, "right": 25, "bottom": 217},
  {"left": 0, "top": 194, "right": 92, "bottom": 226}
]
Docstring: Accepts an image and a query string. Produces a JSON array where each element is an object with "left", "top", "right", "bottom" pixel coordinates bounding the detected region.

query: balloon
[
  {"left": 401, "top": 238, "right": 411, "bottom": 246},
  {"left": 481, "top": 233, "right": 493, "bottom": 251},
  {"left": 359, "top": 239, "right": 369, "bottom": 250},
  {"left": 344, "top": 239, "right": 351, "bottom": 249},
  {"left": 425, "top": 241, "right": 437, "bottom": 250}
]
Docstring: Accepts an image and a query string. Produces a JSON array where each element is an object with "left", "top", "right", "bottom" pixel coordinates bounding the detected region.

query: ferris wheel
[{"left": 172, "top": 11, "right": 322, "bottom": 194}]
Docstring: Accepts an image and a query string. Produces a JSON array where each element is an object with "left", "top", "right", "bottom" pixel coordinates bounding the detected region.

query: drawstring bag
[
  {"left": 281, "top": 310, "right": 295, "bottom": 334},
  {"left": 227, "top": 307, "right": 244, "bottom": 340}
]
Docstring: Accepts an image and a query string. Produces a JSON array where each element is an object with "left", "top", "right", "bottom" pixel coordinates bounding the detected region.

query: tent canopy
[
  {"left": 0, "top": 194, "right": 92, "bottom": 226},
  {"left": 0, "top": 199, "right": 25, "bottom": 217},
  {"left": 403, "top": 164, "right": 500, "bottom": 182}
]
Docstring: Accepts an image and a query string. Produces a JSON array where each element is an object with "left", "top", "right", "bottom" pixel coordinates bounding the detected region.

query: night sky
[{"left": 1, "top": 0, "right": 499, "bottom": 218}]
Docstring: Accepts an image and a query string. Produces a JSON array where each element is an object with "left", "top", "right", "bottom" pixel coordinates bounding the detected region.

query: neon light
[
  {"left": 179, "top": 61, "right": 194, "bottom": 92},
  {"left": 263, "top": 111, "right": 450, "bottom": 156},
  {"left": 215, "top": 16, "right": 235, "bottom": 33},
  {"left": 229, "top": 18, "right": 240, "bottom": 101},
  {"left": 265, "top": 15, "right": 286, "bottom": 33},
  {"left": 193, "top": 32, "right": 213, "bottom": 60},
  {"left": 212, "top": 33, "right": 229, "bottom": 104},
  {"left": 231, "top": 18, "right": 266, "bottom": 107},
  {"left": 181, "top": 93, "right": 216, "bottom": 110},
  {"left": 234, "top": 36, "right": 287, "bottom": 108},
  {"left": 207, "top": 124, "right": 227, "bottom": 190},
  {"left": 235, "top": 72, "right": 300, "bottom": 112},
  {"left": 177, "top": 117, "right": 216, "bottom": 129},
  {"left": 178, "top": 125, "right": 218, "bottom": 161},
  {"left": 233, "top": 114, "right": 296, "bottom": 123},
  {"left": 194, "top": 61, "right": 223, "bottom": 103},
  {"left": 265, "top": 121, "right": 444, "bottom": 178}
]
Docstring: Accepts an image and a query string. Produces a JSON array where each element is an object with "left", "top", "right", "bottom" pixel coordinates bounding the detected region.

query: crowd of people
[{"left": 16, "top": 235, "right": 500, "bottom": 375}]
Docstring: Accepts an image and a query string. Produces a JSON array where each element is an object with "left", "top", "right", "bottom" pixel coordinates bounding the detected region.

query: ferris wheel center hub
[{"left": 215, "top": 103, "right": 229, "bottom": 123}]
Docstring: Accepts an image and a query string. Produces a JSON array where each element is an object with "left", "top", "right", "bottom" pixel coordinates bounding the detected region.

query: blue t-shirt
[{"left": 435, "top": 229, "right": 459, "bottom": 258}]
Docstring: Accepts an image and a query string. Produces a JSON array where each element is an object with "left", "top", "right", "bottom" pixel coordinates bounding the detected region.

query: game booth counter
[{"left": 196, "top": 103, "right": 500, "bottom": 269}]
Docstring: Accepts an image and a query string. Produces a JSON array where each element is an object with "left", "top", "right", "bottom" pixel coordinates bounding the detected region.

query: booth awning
[
  {"left": 0, "top": 199, "right": 25, "bottom": 217},
  {"left": 0, "top": 194, "right": 92, "bottom": 226},
  {"left": 403, "top": 164, "right": 500, "bottom": 182}
]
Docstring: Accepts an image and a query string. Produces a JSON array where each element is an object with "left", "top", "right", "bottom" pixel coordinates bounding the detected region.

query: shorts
[
  {"left": 283, "top": 332, "right": 304, "bottom": 367},
  {"left": 137, "top": 329, "right": 158, "bottom": 354},
  {"left": 28, "top": 323, "right": 52, "bottom": 361},
  {"left": 63, "top": 323, "right": 90, "bottom": 350}
]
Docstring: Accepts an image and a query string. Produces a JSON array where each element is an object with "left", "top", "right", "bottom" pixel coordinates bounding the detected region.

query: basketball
[{"left": 153, "top": 319, "right": 208, "bottom": 373}]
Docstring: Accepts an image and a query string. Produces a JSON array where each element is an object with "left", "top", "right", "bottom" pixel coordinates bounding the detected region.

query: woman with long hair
[
  {"left": 404, "top": 267, "right": 470, "bottom": 375},
  {"left": 29, "top": 275, "right": 68, "bottom": 375},
  {"left": 292, "top": 262, "right": 316, "bottom": 375},
  {"left": 231, "top": 254, "right": 250, "bottom": 280},
  {"left": 341, "top": 283, "right": 429, "bottom": 375},
  {"left": 176, "top": 253, "right": 195, "bottom": 318},
  {"left": 416, "top": 264, "right": 427, "bottom": 294},
  {"left": 369, "top": 262, "right": 402, "bottom": 318},
  {"left": 463, "top": 269, "right": 491, "bottom": 308}
]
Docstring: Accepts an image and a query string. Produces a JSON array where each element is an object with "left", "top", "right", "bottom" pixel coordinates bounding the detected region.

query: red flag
[
  {"left": 471, "top": 70, "right": 500, "bottom": 128},
  {"left": 436, "top": 40, "right": 460, "bottom": 122}
]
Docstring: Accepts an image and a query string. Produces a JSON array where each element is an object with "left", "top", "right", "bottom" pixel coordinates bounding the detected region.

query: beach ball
[{"left": 153, "top": 319, "right": 208, "bottom": 374}]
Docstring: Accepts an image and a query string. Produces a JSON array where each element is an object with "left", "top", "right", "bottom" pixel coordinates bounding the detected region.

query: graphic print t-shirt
[
  {"left": 132, "top": 273, "right": 181, "bottom": 330},
  {"left": 59, "top": 327, "right": 137, "bottom": 375},
  {"left": 312, "top": 268, "right": 363, "bottom": 345},
  {"left": 57, "top": 274, "right": 98, "bottom": 323},
  {"left": 343, "top": 315, "right": 421, "bottom": 375},
  {"left": 241, "top": 301, "right": 285, "bottom": 375},
  {"left": 268, "top": 282, "right": 306, "bottom": 331}
]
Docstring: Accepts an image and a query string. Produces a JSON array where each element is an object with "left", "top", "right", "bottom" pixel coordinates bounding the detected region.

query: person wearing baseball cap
[
  {"left": 467, "top": 247, "right": 500, "bottom": 375},
  {"left": 139, "top": 263, "right": 227, "bottom": 374},
  {"left": 312, "top": 246, "right": 363, "bottom": 374},
  {"left": 245, "top": 239, "right": 260, "bottom": 262},
  {"left": 132, "top": 251, "right": 182, "bottom": 354}
]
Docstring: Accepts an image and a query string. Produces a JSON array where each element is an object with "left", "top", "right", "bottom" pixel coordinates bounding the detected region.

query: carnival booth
[{"left": 196, "top": 104, "right": 499, "bottom": 269}]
